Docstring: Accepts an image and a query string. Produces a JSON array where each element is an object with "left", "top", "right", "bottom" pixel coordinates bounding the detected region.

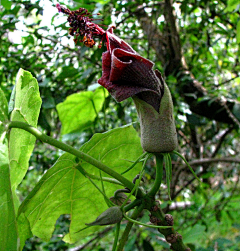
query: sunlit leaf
[
  {"left": 0, "top": 87, "right": 18, "bottom": 250},
  {"left": 17, "top": 213, "right": 32, "bottom": 250},
  {"left": 57, "top": 87, "right": 108, "bottom": 135},
  {"left": 9, "top": 68, "right": 42, "bottom": 197},
  {"left": 18, "top": 125, "right": 142, "bottom": 243}
]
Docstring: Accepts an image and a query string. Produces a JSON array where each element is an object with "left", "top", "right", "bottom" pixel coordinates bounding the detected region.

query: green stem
[
  {"left": 173, "top": 150, "right": 200, "bottom": 182},
  {"left": 123, "top": 199, "right": 141, "bottom": 212},
  {"left": 123, "top": 212, "right": 171, "bottom": 229},
  {"left": 102, "top": 88, "right": 107, "bottom": 131},
  {"left": 117, "top": 204, "right": 145, "bottom": 251},
  {"left": 91, "top": 99, "right": 104, "bottom": 129},
  {"left": 148, "top": 154, "right": 163, "bottom": 197},
  {"left": 121, "top": 152, "right": 148, "bottom": 175},
  {"left": 120, "top": 182, "right": 138, "bottom": 210},
  {"left": 164, "top": 153, "right": 171, "bottom": 200},
  {"left": 7, "top": 121, "right": 144, "bottom": 197},
  {"left": 112, "top": 222, "right": 121, "bottom": 251},
  {"left": 86, "top": 175, "right": 114, "bottom": 207},
  {"left": 120, "top": 156, "right": 147, "bottom": 210},
  {"left": 76, "top": 164, "right": 123, "bottom": 186}
]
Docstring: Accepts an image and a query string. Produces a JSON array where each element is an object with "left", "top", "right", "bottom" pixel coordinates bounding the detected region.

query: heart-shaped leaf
[{"left": 18, "top": 125, "right": 142, "bottom": 244}]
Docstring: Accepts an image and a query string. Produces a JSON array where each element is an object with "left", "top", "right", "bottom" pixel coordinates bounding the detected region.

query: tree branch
[
  {"left": 211, "top": 126, "right": 234, "bottom": 158},
  {"left": 188, "top": 157, "right": 240, "bottom": 166},
  {"left": 132, "top": 0, "right": 240, "bottom": 125}
]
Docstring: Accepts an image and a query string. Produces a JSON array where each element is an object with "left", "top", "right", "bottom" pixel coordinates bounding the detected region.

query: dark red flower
[
  {"left": 57, "top": 5, "right": 178, "bottom": 152},
  {"left": 98, "top": 29, "right": 177, "bottom": 153},
  {"left": 56, "top": 4, "right": 164, "bottom": 112},
  {"left": 98, "top": 28, "right": 164, "bottom": 112}
]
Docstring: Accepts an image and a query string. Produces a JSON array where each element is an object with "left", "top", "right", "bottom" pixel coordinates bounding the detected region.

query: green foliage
[
  {"left": 237, "top": 21, "right": 240, "bottom": 43},
  {"left": 9, "top": 69, "right": 42, "bottom": 203},
  {"left": 0, "top": 69, "right": 42, "bottom": 250},
  {"left": 57, "top": 87, "right": 108, "bottom": 135},
  {"left": 1, "top": 0, "right": 240, "bottom": 250},
  {"left": 17, "top": 124, "right": 142, "bottom": 244},
  {"left": 0, "top": 88, "right": 18, "bottom": 251},
  {"left": 225, "top": 0, "right": 240, "bottom": 12}
]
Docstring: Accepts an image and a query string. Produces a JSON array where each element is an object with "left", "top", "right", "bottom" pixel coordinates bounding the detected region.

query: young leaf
[
  {"left": 9, "top": 69, "right": 42, "bottom": 196},
  {"left": 17, "top": 125, "right": 142, "bottom": 244},
  {"left": 57, "top": 87, "right": 108, "bottom": 135},
  {"left": 0, "top": 87, "right": 18, "bottom": 251}
]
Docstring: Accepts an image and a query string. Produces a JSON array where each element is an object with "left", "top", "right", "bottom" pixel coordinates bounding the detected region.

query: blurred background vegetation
[{"left": 1, "top": 0, "right": 240, "bottom": 250}]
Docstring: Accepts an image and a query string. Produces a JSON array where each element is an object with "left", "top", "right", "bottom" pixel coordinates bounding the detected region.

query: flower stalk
[{"left": 148, "top": 154, "right": 164, "bottom": 197}]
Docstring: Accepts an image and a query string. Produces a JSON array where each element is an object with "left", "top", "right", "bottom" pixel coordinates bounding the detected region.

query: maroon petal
[
  {"left": 106, "top": 31, "right": 136, "bottom": 54},
  {"left": 98, "top": 46, "right": 163, "bottom": 111},
  {"left": 98, "top": 51, "right": 111, "bottom": 90}
]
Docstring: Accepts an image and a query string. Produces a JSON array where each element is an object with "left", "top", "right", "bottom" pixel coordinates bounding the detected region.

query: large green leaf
[
  {"left": 57, "top": 87, "right": 108, "bottom": 135},
  {"left": 0, "top": 87, "right": 18, "bottom": 250},
  {"left": 9, "top": 68, "right": 42, "bottom": 193},
  {"left": 18, "top": 125, "right": 142, "bottom": 243}
]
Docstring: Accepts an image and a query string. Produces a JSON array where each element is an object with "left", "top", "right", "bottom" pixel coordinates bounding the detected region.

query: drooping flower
[
  {"left": 57, "top": 5, "right": 178, "bottom": 153},
  {"left": 98, "top": 28, "right": 164, "bottom": 112},
  {"left": 101, "top": 30, "right": 178, "bottom": 152}
]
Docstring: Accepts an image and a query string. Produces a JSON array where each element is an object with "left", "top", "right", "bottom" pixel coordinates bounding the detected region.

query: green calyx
[
  {"left": 85, "top": 206, "right": 123, "bottom": 226},
  {"left": 133, "top": 82, "right": 178, "bottom": 153}
]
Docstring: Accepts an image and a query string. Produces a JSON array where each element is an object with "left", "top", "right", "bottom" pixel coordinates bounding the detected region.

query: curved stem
[
  {"left": 123, "top": 199, "right": 141, "bottom": 212},
  {"left": 76, "top": 164, "right": 123, "bottom": 186},
  {"left": 173, "top": 150, "right": 200, "bottom": 182},
  {"left": 121, "top": 152, "right": 148, "bottom": 175},
  {"left": 123, "top": 212, "right": 171, "bottom": 229},
  {"left": 148, "top": 153, "right": 163, "bottom": 197},
  {"left": 7, "top": 121, "right": 145, "bottom": 197},
  {"left": 120, "top": 155, "right": 148, "bottom": 210}
]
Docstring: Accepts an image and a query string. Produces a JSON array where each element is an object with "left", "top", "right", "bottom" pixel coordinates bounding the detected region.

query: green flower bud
[
  {"left": 110, "top": 192, "right": 131, "bottom": 206},
  {"left": 85, "top": 206, "right": 123, "bottom": 226},
  {"left": 133, "top": 82, "right": 178, "bottom": 153}
]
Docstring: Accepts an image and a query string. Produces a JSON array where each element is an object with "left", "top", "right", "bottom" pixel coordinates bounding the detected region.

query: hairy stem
[{"left": 7, "top": 121, "right": 144, "bottom": 197}]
